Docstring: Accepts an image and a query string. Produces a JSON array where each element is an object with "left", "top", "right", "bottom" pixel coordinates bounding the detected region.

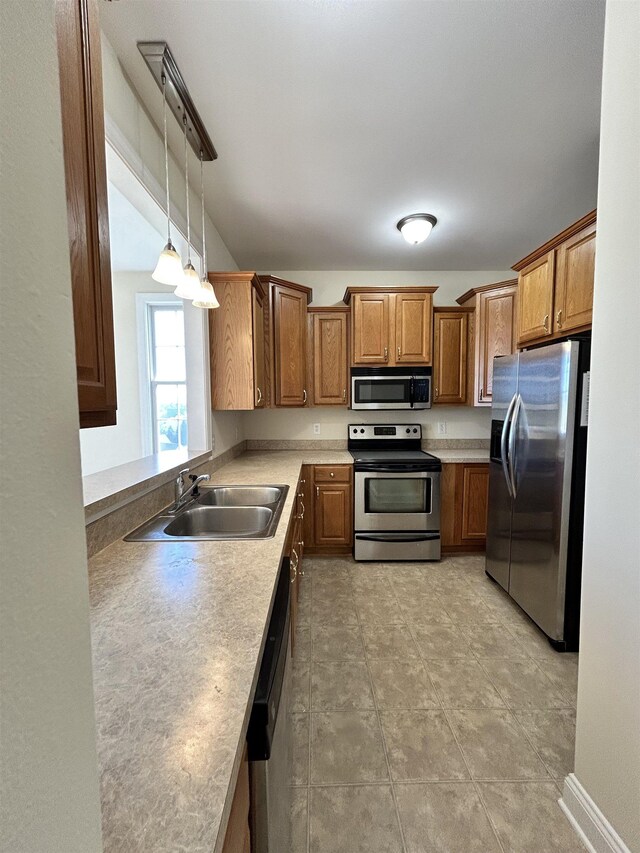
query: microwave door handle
[
  {"left": 501, "top": 394, "right": 517, "bottom": 499},
  {"left": 409, "top": 377, "right": 414, "bottom": 408}
]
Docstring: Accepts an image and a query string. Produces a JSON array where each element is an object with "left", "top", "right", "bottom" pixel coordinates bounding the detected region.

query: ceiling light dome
[{"left": 397, "top": 213, "right": 437, "bottom": 245}]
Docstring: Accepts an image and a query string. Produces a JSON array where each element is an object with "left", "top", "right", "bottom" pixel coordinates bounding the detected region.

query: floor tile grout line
[{"left": 441, "top": 705, "right": 507, "bottom": 853}]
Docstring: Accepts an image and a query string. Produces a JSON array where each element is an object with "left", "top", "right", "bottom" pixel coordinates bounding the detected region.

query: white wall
[
  {"left": 0, "top": 2, "right": 103, "bottom": 850},
  {"left": 566, "top": 3, "right": 640, "bottom": 851},
  {"left": 243, "top": 269, "right": 512, "bottom": 441}
]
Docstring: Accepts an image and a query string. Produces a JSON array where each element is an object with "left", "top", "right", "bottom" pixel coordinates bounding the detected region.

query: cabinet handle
[
  {"left": 434, "top": 387, "right": 438, "bottom": 398},
  {"left": 330, "top": 471, "right": 334, "bottom": 478},
  {"left": 300, "top": 479, "right": 305, "bottom": 485},
  {"left": 302, "top": 388, "right": 307, "bottom": 404},
  {"left": 256, "top": 386, "right": 262, "bottom": 404},
  {"left": 290, "top": 548, "right": 298, "bottom": 581},
  {"left": 316, "top": 485, "right": 320, "bottom": 498},
  {"left": 543, "top": 314, "right": 549, "bottom": 333},
  {"left": 480, "top": 387, "right": 484, "bottom": 401},
  {"left": 556, "top": 310, "right": 563, "bottom": 329},
  {"left": 298, "top": 539, "right": 304, "bottom": 576},
  {"left": 397, "top": 346, "right": 401, "bottom": 359},
  {"left": 298, "top": 497, "right": 305, "bottom": 519},
  {"left": 384, "top": 346, "right": 388, "bottom": 362},
  {"left": 342, "top": 388, "right": 346, "bottom": 402}
]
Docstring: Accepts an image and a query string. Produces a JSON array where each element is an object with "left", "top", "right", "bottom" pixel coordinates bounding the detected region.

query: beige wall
[
  {"left": 0, "top": 2, "right": 103, "bottom": 850},
  {"left": 243, "top": 269, "right": 512, "bottom": 441},
  {"left": 567, "top": 2, "right": 640, "bottom": 850}
]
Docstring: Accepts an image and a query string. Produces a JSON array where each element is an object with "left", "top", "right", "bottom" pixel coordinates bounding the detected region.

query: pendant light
[
  {"left": 396, "top": 213, "right": 438, "bottom": 245},
  {"left": 193, "top": 151, "right": 219, "bottom": 309},
  {"left": 174, "top": 114, "right": 201, "bottom": 300},
  {"left": 152, "top": 72, "right": 184, "bottom": 286}
]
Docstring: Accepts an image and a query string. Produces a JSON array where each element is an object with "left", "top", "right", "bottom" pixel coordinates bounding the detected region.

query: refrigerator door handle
[
  {"left": 500, "top": 393, "right": 517, "bottom": 499},
  {"left": 508, "top": 394, "right": 522, "bottom": 498}
]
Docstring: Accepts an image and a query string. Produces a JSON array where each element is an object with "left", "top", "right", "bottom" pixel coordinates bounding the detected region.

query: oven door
[
  {"left": 354, "top": 470, "right": 441, "bottom": 531},
  {"left": 351, "top": 375, "right": 413, "bottom": 409}
]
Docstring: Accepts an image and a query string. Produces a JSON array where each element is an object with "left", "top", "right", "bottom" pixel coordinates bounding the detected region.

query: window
[{"left": 147, "top": 303, "right": 187, "bottom": 453}]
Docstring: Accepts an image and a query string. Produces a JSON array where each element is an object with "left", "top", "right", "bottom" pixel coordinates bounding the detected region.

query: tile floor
[{"left": 289, "top": 554, "right": 584, "bottom": 853}]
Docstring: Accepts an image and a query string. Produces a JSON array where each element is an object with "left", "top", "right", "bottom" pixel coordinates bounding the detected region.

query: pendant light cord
[
  {"left": 161, "top": 72, "right": 172, "bottom": 243},
  {"left": 183, "top": 114, "right": 191, "bottom": 263},
  {"left": 200, "top": 151, "right": 207, "bottom": 278}
]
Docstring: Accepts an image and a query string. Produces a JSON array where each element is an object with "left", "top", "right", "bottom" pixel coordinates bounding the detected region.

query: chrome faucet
[{"left": 170, "top": 467, "right": 210, "bottom": 513}]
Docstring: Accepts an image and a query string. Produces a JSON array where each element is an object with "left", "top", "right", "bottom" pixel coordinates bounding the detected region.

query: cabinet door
[
  {"left": 301, "top": 467, "right": 314, "bottom": 551},
  {"left": 210, "top": 282, "right": 254, "bottom": 410},
  {"left": 477, "top": 286, "right": 517, "bottom": 404},
  {"left": 433, "top": 311, "right": 468, "bottom": 404},
  {"left": 313, "top": 313, "right": 348, "bottom": 405},
  {"left": 440, "top": 464, "right": 458, "bottom": 547},
  {"left": 56, "top": 0, "right": 116, "bottom": 427},
  {"left": 461, "top": 465, "right": 489, "bottom": 542},
  {"left": 252, "top": 287, "right": 265, "bottom": 407},
  {"left": 517, "top": 252, "right": 555, "bottom": 344},
  {"left": 554, "top": 224, "right": 596, "bottom": 333},
  {"left": 395, "top": 292, "right": 432, "bottom": 365},
  {"left": 221, "top": 748, "right": 250, "bottom": 853},
  {"left": 273, "top": 284, "right": 308, "bottom": 405},
  {"left": 314, "top": 483, "right": 353, "bottom": 547},
  {"left": 352, "top": 293, "right": 390, "bottom": 364}
]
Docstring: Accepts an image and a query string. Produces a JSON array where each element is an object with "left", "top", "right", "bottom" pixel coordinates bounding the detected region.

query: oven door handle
[
  {"left": 355, "top": 533, "right": 441, "bottom": 542},
  {"left": 355, "top": 465, "right": 438, "bottom": 473}
]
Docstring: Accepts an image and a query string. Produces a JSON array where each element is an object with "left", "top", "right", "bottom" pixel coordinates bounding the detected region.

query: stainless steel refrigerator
[{"left": 486, "top": 339, "right": 590, "bottom": 651}]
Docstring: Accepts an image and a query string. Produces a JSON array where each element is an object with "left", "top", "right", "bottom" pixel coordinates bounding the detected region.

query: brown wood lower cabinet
[
  {"left": 441, "top": 463, "right": 490, "bottom": 552},
  {"left": 221, "top": 748, "right": 250, "bottom": 853},
  {"left": 302, "top": 464, "right": 353, "bottom": 555}
]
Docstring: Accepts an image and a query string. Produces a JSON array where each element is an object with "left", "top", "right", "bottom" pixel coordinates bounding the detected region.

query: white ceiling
[{"left": 100, "top": 0, "right": 605, "bottom": 271}]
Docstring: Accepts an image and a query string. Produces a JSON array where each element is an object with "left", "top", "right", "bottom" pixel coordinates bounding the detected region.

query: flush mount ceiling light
[
  {"left": 152, "top": 72, "right": 184, "bottom": 287},
  {"left": 174, "top": 115, "right": 202, "bottom": 300},
  {"left": 396, "top": 213, "right": 438, "bottom": 245},
  {"left": 193, "top": 152, "right": 219, "bottom": 310}
]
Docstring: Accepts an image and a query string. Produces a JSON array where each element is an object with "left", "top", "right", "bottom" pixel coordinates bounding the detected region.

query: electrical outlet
[
  {"left": 437, "top": 422, "right": 447, "bottom": 434},
  {"left": 313, "top": 423, "right": 321, "bottom": 436}
]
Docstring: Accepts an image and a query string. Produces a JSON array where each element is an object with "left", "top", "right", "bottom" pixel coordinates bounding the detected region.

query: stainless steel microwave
[{"left": 351, "top": 367, "right": 432, "bottom": 410}]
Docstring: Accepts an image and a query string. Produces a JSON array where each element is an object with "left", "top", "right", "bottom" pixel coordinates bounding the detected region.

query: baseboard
[{"left": 559, "top": 774, "right": 631, "bottom": 853}]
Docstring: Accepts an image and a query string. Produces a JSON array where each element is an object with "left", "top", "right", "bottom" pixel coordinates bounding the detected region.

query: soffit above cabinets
[{"left": 100, "top": 0, "right": 605, "bottom": 271}]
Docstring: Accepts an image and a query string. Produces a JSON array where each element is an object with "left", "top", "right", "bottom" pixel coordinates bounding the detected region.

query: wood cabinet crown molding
[
  {"left": 209, "top": 270, "right": 266, "bottom": 294},
  {"left": 307, "top": 304, "right": 350, "bottom": 313},
  {"left": 512, "top": 209, "right": 597, "bottom": 272},
  {"left": 259, "top": 274, "right": 313, "bottom": 302},
  {"left": 342, "top": 285, "right": 438, "bottom": 304},
  {"left": 456, "top": 278, "right": 518, "bottom": 305}
]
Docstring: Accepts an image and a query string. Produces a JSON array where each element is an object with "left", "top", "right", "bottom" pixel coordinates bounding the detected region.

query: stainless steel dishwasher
[{"left": 247, "top": 556, "right": 292, "bottom": 853}]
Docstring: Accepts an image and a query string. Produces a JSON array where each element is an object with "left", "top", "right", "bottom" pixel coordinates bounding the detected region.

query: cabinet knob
[
  {"left": 330, "top": 471, "right": 334, "bottom": 477},
  {"left": 556, "top": 310, "right": 563, "bottom": 329}
]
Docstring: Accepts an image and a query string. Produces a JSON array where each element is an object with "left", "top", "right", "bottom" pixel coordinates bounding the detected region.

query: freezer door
[
  {"left": 508, "top": 342, "right": 579, "bottom": 640},
  {"left": 485, "top": 355, "right": 518, "bottom": 591}
]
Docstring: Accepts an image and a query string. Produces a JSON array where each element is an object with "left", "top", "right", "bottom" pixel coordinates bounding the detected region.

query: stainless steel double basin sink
[{"left": 124, "top": 485, "right": 289, "bottom": 542}]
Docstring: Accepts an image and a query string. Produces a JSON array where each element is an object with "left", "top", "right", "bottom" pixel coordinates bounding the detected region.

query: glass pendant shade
[
  {"left": 193, "top": 278, "right": 220, "bottom": 309},
  {"left": 174, "top": 262, "right": 201, "bottom": 299},
  {"left": 397, "top": 214, "right": 437, "bottom": 245},
  {"left": 152, "top": 241, "right": 184, "bottom": 286}
]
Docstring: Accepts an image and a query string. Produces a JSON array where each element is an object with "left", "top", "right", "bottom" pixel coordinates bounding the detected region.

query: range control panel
[{"left": 348, "top": 424, "right": 422, "bottom": 441}]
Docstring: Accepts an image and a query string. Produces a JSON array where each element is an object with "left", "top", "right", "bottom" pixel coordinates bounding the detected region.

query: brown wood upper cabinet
[
  {"left": 262, "top": 276, "right": 312, "bottom": 407},
  {"left": 457, "top": 280, "right": 518, "bottom": 406},
  {"left": 55, "top": 0, "right": 117, "bottom": 428},
  {"left": 209, "top": 273, "right": 267, "bottom": 410},
  {"left": 308, "top": 307, "right": 349, "bottom": 406},
  {"left": 513, "top": 211, "right": 596, "bottom": 347},
  {"left": 343, "top": 287, "right": 437, "bottom": 366},
  {"left": 432, "top": 308, "right": 472, "bottom": 405}
]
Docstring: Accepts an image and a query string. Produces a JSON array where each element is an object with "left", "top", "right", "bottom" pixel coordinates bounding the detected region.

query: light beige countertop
[
  {"left": 88, "top": 451, "right": 347, "bottom": 853},
  {"left": 434, "top": 448, "right": 490, "bottom": 463}
]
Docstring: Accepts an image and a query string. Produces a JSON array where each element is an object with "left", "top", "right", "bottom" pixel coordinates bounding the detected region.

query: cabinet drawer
[{"left": 314, "top": 465, "right": 352, "bottom": 483}]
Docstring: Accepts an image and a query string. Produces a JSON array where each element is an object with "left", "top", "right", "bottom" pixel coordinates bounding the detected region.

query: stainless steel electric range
[{"left": 349, "top": 424, "right": 442, "bottom": 561}]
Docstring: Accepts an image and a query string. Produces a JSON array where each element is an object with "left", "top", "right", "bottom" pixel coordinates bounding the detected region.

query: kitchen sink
[
  {"left": 197, "top": 486, "right": 284, "bottom": 507},
  {"left": 124, "top": 484, "right": 289, "bottom": 542}
]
